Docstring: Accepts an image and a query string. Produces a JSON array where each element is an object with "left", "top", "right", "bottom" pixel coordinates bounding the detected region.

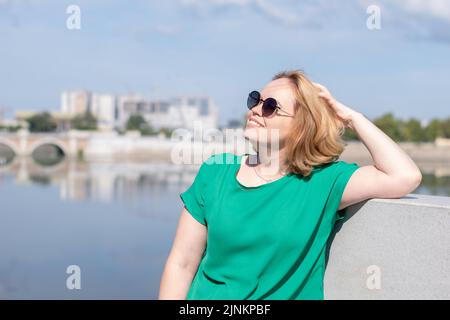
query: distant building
[
  {"left": 61, "top": 91, "right": 219, "bottom": 131},
  {"left": 117, "top": 96, "right": 218, "bottom": 131},
  {"left": 91, "top": 94, "right": 117, "bottom": 131},
  {"left": 61, "top": 90, "right": 92, "bottom": 115},
  {"left": 171, "top": 97, "right": 218, "bottom": 130},
  {"left": 116, "top": 95, "right": 147, "bottom": 130}
]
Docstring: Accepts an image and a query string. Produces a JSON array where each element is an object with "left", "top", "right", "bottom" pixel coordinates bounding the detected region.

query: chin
[
  {"left": 244, "top": 126, "right": 268, "bottom": 144},
  {"left": 244, "top": 126, "right": 286, "bottom": 149}
]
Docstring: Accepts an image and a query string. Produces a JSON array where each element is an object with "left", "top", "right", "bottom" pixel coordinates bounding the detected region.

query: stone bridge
[{"left": 0, "top": 129, "right": 90, "bottom": 158}]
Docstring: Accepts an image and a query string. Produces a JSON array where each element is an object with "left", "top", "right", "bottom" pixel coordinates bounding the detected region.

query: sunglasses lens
[
  {"left": 247, "top": 91, "right": 260, "bottom": 110},
  {"left": 262, "top": 98, "right": 278, "bottom": 117}
]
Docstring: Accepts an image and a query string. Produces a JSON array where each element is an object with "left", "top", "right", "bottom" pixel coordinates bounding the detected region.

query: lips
[{"left": 247, "top": 117, "right": 264, "bottom": 128}]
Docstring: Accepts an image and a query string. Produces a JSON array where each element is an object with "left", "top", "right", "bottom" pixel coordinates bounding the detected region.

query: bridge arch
[
  {"left": 0, "top": 137, "right": 20, "bottom": 156},
  {"left": 28, "top": 138, "right": 68, "bottom": 157}
]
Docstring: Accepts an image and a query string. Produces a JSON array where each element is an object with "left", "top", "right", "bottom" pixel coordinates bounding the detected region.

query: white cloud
[
  {"left": 384, "top": 0, "right": 450, "bottom": 43},
  {"left": 180, "top": 0, "right": 299, "bottom": 26},
  {"left": 253, "top": 0, "right": 298, "bottom": 26},
  {"left": 392, "top": 0, "right": 450, "bottom": 22},
  {"left": 179, "top": 0, "right": 450, "bottom": 43}
]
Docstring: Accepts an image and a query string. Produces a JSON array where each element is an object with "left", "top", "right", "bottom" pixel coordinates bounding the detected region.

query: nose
[
  {"left": 249, "top": 100, "right": 263, "bottom": 117},
  {"left": 247, "top": 108, "right": 261, "bottom": 121},
  {"left": 247, "top": 104, "right": 266, "bottom": 127}
]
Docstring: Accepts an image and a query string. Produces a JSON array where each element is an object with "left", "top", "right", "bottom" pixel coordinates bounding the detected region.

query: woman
[{"left": 158, "top": 70, "right": 422, "bottom": 300}]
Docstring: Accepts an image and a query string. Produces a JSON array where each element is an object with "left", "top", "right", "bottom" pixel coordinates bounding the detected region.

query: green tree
[
  {"left": 126, "top": 114, "right": 146, "bottom": 130},
  {"left": 0, "top": 124, "right": 21, "bottom": 132},
  {"left": 373, "top": 113, "right": 404, "bottom": 141},
  {"left": 159, "top": 127, "right": 173, "bottom": 138},
  {"left": 342, "top": 128, "right": 358, "bottom": 141},
  {"left": 27, "top": 112, "right": 57, "bottom": 132},
  {"left": 126, "top": 114, "right": 155, "bottom": 135},
  {"left": 423, "top": 119, "right": 443, "bottom": 142},
  {"left": 401, "top": 118, "right": 425, "bottom": 142},
  {"left": 441, "top": 117, "right": 450, "bottom": 138},
  {"left": 71, "top": 111, "right": 97, "bottom": 130}
]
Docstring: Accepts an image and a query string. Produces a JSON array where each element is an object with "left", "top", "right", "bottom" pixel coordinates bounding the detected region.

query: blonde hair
[{"left": 273, "top": 70, "right": 347, "bottom": 177}]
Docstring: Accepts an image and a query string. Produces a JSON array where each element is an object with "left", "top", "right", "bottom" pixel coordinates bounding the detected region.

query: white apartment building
[
  {"left": 117, "top": 96, "right": 218, "bottom": 131},
  {"left": 116, "top": 95, "right": 147, "bottom": 130},
  {"left": 91, "top": 94, "right": 117, "bottom": 131},
  {"left": 61, "top": 90, "right": 118, "bottom": 131},
  {"left": 61, "top": 90, "right": 91, "bottom": 115},
  {"left": 172, "top": 97, "right": 218, "bottom": 130},
  {"left": 61, "top": 91, "right": 218, "bottom": 131}
]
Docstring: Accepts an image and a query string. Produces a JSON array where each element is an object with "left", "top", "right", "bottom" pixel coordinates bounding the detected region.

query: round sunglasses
[{"left": 247, "top": 90, "right": 294, "bottom": 118}]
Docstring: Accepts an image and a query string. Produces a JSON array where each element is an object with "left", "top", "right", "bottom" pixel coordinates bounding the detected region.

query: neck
[{"left": 254, "top": 144, "right": 288, "bottom": 176}]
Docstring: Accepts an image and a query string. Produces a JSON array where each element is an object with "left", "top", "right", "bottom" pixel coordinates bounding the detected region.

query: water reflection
[
  {"left": 0, "top": 157, "right": 198, "bottom": 299},
  {"left": 416, "top": 174, "right": 450, "bottom": 197},
  {"left": 1, "top": 157, "right": 448, "bottom": 200},
  {"left": 0, "top": 144, "right": 15, "bottom": 166},
  {"left": 31, "top": 144, "right": 65, "bottom": 166},
  {"left": 412, "top": 162, "right": 450, "bottom": 197},
  {"left": 1, "top": 157, "right": 198, "bottom": 204}
]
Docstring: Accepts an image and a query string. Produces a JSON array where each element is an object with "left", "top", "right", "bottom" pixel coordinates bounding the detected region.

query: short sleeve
[
  {"left": 180, "top": 156, "right": 216, "bottom": 226},
  {"left": 328, "top": 161, "right": 360, "bottom": 222}
]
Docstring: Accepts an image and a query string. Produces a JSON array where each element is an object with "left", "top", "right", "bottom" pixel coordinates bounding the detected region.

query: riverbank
[
  {"left": 340, "top": 141, "right": 450, "bottom": 176},
  {"left": 1, "top": 131, "right": 450, "bottom": 175}
]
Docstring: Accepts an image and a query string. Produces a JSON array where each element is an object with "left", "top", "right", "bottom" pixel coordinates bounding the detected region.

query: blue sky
[{"left": 1, "top": 0, "right": 450, "bottom": 126}]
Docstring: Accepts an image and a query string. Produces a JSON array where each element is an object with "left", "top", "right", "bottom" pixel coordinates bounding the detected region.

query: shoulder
[
  {"left": 332, "top": 160, "right": 360, "bottom": 173},
  {"left": 311, "top": 160, "right": 360, "bottom": 178},
  {"left": 196, "top": 152, "right": 240, "bottom": 177}
]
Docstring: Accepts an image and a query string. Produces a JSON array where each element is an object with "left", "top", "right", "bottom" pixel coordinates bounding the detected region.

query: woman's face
[{"left": 244, "top": 78, "right": 297, "bottom": 150}]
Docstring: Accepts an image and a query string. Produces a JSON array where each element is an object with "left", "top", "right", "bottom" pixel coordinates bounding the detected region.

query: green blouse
[{"left": 180, "top": 153, "right": 360, "bottom": 300}]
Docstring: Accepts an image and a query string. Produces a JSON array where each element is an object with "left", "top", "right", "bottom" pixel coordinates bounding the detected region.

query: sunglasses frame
[{"left": 247, "top": 90, "right": 294, "bottom": 118}]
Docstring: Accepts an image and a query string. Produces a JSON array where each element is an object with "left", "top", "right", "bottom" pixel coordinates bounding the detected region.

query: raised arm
[{"left": 314, "top": 83, "right": 422, "bottom": 210}]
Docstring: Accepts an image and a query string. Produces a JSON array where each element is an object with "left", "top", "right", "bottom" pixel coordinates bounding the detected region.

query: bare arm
[
  {"left": 158, "top": 207, "right": 207, "bottom": 299},
  {"left": 339, "top": 112, "right": 422, "bottom": 209},
  {"left": 314, "top": 83, "right": 422, "bottom": 210}
]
